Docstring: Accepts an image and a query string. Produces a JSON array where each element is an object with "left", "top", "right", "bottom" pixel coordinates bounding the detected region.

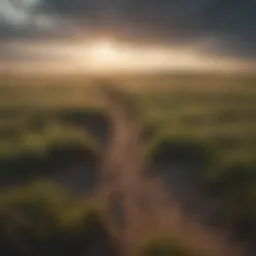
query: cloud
[
  {"left": 0, "top": 0, "right": 64, "bottom": 40},
  {"left": 0, "top": 0, "right": 39, "bottom": 26},
  {"left": 0, "top": 0, "right": 255, "bottom": 60},
  {"left": 35, "top": 0, "right": 256, "bottom": 58}
]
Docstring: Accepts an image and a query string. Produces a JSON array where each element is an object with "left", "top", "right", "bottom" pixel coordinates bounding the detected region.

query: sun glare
[
  {"left": 84, "top": 40, "right": 201, "bottom": 72},
  {"left": 87, "top": 40, "right": 122, "bottom": 65},
  {"left": 18, "top": 39, "right": 248, "bottom": 74}
]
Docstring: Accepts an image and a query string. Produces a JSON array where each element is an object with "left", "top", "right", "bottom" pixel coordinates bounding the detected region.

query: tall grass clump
[
  {"left": 0, "top": 122, "right": 101, "bottom": 184},
  {"left": 140, "top": 235, "right": 202, "bottom": 256},
  {"left": 0, "top": 181, "right": 119, "bottom": 256},
  {"left": 207, "top": 161, "right": 256, "bottom": 241},
  {"left": 147, "top": 134, "right": 217, "bottom": 175}
]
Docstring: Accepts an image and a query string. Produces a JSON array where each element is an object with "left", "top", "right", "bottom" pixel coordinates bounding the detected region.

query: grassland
[
  {"left": 0, "top": 72, "right": 255, "bottom": 255},
  {"left": 135, "top": 74, "right": 256, "bottom": 170},
  {"left": 131, "top": 73, "right": 256, "bottom": 250},
  {"left": 0, "top": 79, "right": 108, "bottom": 184}
]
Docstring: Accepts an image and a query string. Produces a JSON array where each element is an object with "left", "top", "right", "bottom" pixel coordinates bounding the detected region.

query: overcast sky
[{"left": 0, "top": 0, "right": 255, "bottom": 72}]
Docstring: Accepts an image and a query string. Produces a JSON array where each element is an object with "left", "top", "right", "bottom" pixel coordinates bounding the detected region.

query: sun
[{"left": 87, "top": 40, "right": 121, "bottom": 64}]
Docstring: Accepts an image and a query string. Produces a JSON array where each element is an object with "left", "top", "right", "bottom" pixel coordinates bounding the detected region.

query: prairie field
[{"left": 0, "top": 72, "right": 255, "bottom": 256}]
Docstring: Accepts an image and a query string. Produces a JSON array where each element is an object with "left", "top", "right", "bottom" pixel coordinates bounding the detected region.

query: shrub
[
  {"left": 0, "top": 123, "right": 101, "bottom": 184},
  {"left": 205, "top": 161, "right": 256, "bottom": 242},
  {"left": 147, "top": 135, "right": 216, "bottom": 174},
  {"left": 0, "top": 181, "right": 119, "bottom": 256},
  {"left": 141, "top": 235, "right": 202, "bottom": 256}
]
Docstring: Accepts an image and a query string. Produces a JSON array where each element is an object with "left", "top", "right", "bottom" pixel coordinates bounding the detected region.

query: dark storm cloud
[
  {"left": 36, "top": 0, "right": 256, "bottom": 58},
  {"left": 1, "top": 0, "right": 256, "bottom": 59},
  {"left": 0, "top": 22, "right": 72, "bottom": 41},
  {"left": 0, "top": 22, "right": 46, "bottom": 40},
  {"left": 40, "top": 0, "right": 211, "bottom": 39},
  {"left": 0, "top": 0, "right": 39, "bottom": 39}
]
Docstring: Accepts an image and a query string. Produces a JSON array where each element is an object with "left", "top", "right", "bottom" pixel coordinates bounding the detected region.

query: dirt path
[
  {"left": 98, "top": 86, "right": 246, "bottom": 256},
  {"left": 97, "top": 86, "right": 144, "bottom": 255}
]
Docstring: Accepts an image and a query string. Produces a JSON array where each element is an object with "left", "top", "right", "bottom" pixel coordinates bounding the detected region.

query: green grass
[
  {"left": 128, "top": 73, "right": 256, "bottom": 244},
  {"left": 141, "top": 234, "right": 203, "bottom": 256},
  {"left": 0, "top": 79, "right": 108, "bottom": 182},
  {"left": 134, "top": 75, "right": 256, "bottom": 169},
  {"left": 0, "top": 181, "right": 118, "bottom": 255},
  {"left": 1, "top": 73, "right": 255, "bottom": 182},
  {"left": 0, "top": 73, "right": 255, "bottom": 251}
]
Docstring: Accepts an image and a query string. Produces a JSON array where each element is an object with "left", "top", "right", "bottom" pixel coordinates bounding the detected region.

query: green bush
[
  {"left": 147, "top": 135, "right": 216, "bottom": 173},
  {"left": 213, "top": 162, "right": 256, "bottom": 220},
  {"left": 141, "top": 235, "right": 201, "bottom": 256},
  {"left": 205, "top": 161, "right": 256, "bottom": 242},
  {"left": 0, "top": 123, "right": 101, "bottom": 183},
  {"left": 0, "top": 181, "right": 119, "bottom": 256}
]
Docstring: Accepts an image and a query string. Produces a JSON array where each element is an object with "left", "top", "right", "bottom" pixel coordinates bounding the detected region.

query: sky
[{"left": 0, "top": 0, "right": 255, "bottom": 73}]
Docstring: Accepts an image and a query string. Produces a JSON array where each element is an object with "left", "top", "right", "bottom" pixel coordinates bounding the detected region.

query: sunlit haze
[
  {"left": 0, "top": 0, "right": 255, "bottom": 74},
  {"left": 1, "top": 39, "right": 254, "bottom": 74}
]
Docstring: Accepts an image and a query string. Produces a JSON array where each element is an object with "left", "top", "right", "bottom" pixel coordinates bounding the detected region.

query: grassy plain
[{"left": 0, "top": 72, "right": 255, "bottom": 255}]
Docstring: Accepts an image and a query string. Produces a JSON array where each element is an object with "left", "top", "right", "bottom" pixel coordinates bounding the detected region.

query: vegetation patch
[
  {"left": 0, "top": 123, "right": 101, "bottom": 185},
  {"left": 147, "top": 134, "right": 216, "bottom": 173},
  {"left": 140, "top": 235, "right": 203, "bottom": 256},
  {"left": 0, "top": 181, "right": 119, "bottom": 256}
]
